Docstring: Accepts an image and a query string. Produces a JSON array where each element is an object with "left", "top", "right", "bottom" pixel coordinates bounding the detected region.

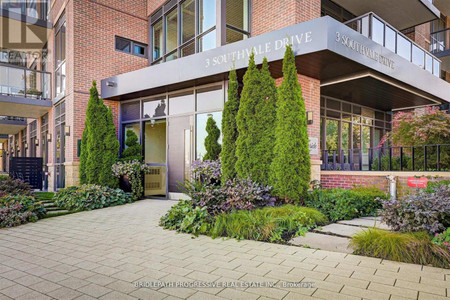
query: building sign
[
  {"left": 335, "top": 32, "right": 395, "bottom": 70},
  {"left": 407, "top": 177, "right": 428, "bottom": 188},
  {"left": 309, "top": 137, "right": 318, "bottom": 155},
  {"left": 205, "top": 32, "right": 313, "bottom": 68}
]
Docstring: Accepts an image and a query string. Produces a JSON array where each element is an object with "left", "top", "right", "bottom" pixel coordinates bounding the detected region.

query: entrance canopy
[{"left": 101, "top": 16, "right": 450, "bottom": 111}]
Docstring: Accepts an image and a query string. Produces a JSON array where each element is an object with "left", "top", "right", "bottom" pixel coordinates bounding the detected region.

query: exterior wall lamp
[
  {"left": 47, "top": 133, "right": 52, "bottom": 142},
  {"left": 65, "top": 126, "right": 71, "bottom": 136},
  {"left": 307, "top": 111, "right": 313, "bottom": 125},
  {"left": 24, "top": 142, "right": 28, "bottom": 149},
  {"left": 35, "top": 139, "right": 39, "bottom": 146}
]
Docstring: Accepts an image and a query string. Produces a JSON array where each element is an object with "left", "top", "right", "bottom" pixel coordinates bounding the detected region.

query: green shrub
[
  {"left": 305, "top": 187, "right": 385, "bottom": 222},
  {"left": 159, "top": 200, "right": 213, "bottom": 236},
  {"left": 432, "top": 228, "right": 450, "bottom": 251},
  {"left": 351, "top": 229, "right": 450, "bottom": 269},
  {"left": 0, "top": 195, "right": 46, "bottom": 219},
  {"left": 371, "top": 154, "right": 411, "bottom": 171},
  {"left": 423, "top": 180, "right": 450, "bottom": 194},
  {"left": 211, "top": 205, "right": 326, "bottom": 243},
  {"left": 121, "top": 129, "right": 143, "bottom": 162},
  {"left": 54, "top": 184, "right": 132, "bottom": 211},
  {"left": 0, "top": 175, "right": 9, "bottom": 181},
  {"left": 203, "top": 115, "right": 222, "bottom": 161}
]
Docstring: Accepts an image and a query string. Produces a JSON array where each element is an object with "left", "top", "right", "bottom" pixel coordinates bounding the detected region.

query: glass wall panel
[
  {"left": 352, "top": 124, "right": 361, "bottom": 149},
  {"left": 196, "top": 111, "right": 222, "bottom": 160},
  {"left": 198, "top": 0, "right": 215, "bottom": 33},
  {"left": 361, "top": 16, "right": 369, "bottom": 37},
  {"left": 152, "top": 19, "right": 163, "bottom": 60},
  {"left": 385, "top": 26, "right": 396, "bottom": 52},
  {"left": 121, "top": 101, "right": 140, "bottom": 121},
  {"left": 433, "top": 59, "right": 440, "bottom": 77},
  {"left": 143, "top": 98, "right": 167, "bottom": 118},
  {"left": 226, "top": 28, "right": 248, "bottom": 44},
  {"left": 226, "top": 0, "right": 249, "bottom": 31},
  {"left": 196, "top": 86, "right": 223, "bottom": 111},
  {"left": 342, "top": 122, "right": 350, "bottom": 150},
  {"left": 144, "top": 120, "right": 166, "bottom": 164},
  {"left": 397, "top": 35, "right": 411, "bottom": 61},
  {"left": 181, "top": 0, "right": 195, "bottom": 43},
  {"left": 124, "top": 123, "right": 140, "bottom": 148},
  {"left": 325, "top": 119, "right": 338, "bottom": 150},
  {"left": 181, "top": 41, "right": 195, "bottom": 57},
  {"left": 412, "top": 45, "right": 424, "bottom": 68},
  {"left": 198, "top": 30, "right": 216, "bottom": 52},
  {"left": 374, "top": 128, "right": 382, "bottom": 148},
  {"left": 165, "top": 9, "right": 178, "bottom": 53},
  {"left": 371, "top": 17, "right": 384, "bottom": 46},
  {"left": 168, "top": 91, "right": 195, "bottom": 115},
  {"left": 425, "top": 54, "right": 433, "bottom": 73}
]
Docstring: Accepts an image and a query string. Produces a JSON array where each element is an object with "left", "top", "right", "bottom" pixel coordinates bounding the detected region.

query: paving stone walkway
[
  {"left": 290, "top": 217, "right": 391, "bottom": 253},
  {"left": 0, "top": 200, "right": 449, "bottom": 300}
]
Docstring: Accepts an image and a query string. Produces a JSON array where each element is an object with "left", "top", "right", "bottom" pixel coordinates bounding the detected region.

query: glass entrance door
[
  {"left": 144, "top": 119, "right": 167, "bottom": 198},
  {"left": 168, "top": 116, "right": 192, "bottom": 193}
]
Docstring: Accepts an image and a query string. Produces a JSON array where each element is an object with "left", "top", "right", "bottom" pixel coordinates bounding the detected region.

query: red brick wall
[
  {"left": 252, "top": 0, "right": 320, "bottom": 36},
  {"left": 147, "top": 0, "right": 165, "bottom": 16},
  {"left": 321, "top": 173, "right": 450, "bottom": 195}
]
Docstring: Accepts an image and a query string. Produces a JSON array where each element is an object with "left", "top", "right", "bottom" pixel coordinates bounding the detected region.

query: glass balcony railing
[
  {"left": 0, "top": 63, "right": 51, "bottom": 100},
  {"left": 430, "top": 28, "right": 450, "bottom": 56},
  {"left": 345, "top": 12, "right": 441, "bottom": 77},
  {"left": 1, "top": 0, "right": 50, "bottom": 21},
  {"left": 0, "top": 116, "right": 26, "bottom": 122}
]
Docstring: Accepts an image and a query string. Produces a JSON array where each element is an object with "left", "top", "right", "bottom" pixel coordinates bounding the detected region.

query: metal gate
[{"left": 9, "top": 157, "right": 43, "bottom": 190}]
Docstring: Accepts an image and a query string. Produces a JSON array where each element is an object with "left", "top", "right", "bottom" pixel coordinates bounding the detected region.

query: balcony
[
  {"left": 1, "top": 0, "right": 50, "bottom": 22},
  {"left": 0, "top": 63, "right": 52, "bottom": 118},
  {"left": 432, "top": 0, "right": 450, "bottom": 17},
  {"left": 0, "top": 116, "right": 26, "bottom": 135},
  {"left": 430, "top": 28, "right": 450, "bottom": 72},
  {"left": 330, "top": 0, "right": 439, "bottom": 30},
  {"left": 345, "top": 12, "right": 441, "bottom": 77}
]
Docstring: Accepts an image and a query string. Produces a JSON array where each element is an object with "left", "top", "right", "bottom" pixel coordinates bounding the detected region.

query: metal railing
[
  {"left": 0, "top": 63, "right": 51, "bottom": 100},
  {"left": 344, "top": 12, "right": 441, "bottom": 77},
  {"left": 321, "top": 144, "right": 450, "bottom": 172},
  {"left": 430, "top": 27, "right": 450, "bottom": 55},
  {"left": 0, "top": 116, "right": 26, "bottom": 122}
]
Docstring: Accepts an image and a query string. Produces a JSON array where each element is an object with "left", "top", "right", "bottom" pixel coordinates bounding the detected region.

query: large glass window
[
  {"left": 143, "top": 98, "right": 167, "bottom": 118},
  {"left": 226, "top": 0, "right": 250, "bottom": 44},
  {"left": 124, "top": 123, "right": 140, "bottom": 149},
  {"left": 168, "top": 91, "right": 195, "bottom": 115},
  {"left": 55, "top": 14, "right": 66, "bottom": 98},
  {"left": 165, "top": 8, "right": 178, "bottom": 54},
  {"left": 153, "top": 19, "right": 163, "bottom": 61},
  {"left": 196, "top": 111, "right": 222, "bottom": 160},
  {"left": 181, "top": 0, "right": 195, "bottom": 43},
  {"left": 199, "top": 0, "right": 216, "bottom": 33},
  {"left": 196, "top": 86, "right": 224, "bottom": 111}
]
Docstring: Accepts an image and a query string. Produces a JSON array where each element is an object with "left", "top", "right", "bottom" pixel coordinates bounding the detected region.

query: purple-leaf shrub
[
  {"left": 178, "top": 177, "right": 276, "bottom": 215},
  {"left": 380, "top": 184, "right": 450, "bottom": 234},
  {"left": 0, "top": 203, "right": 37, "bottom": 228},
  {"left": 191, "top": 160, "right": 221, "bottom": 183}
]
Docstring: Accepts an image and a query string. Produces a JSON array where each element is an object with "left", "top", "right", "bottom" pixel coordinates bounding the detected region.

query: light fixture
[
  {"left": 65, "top": 126, "right": 70, "bottom": 136},
  {"left": 47, "top": 133, "right": 52, "bottom": 142},
  {"left": 24, "top": 142, "right": 28, "bottom": 149},
  {"left": 35, "top": 139, "right": 39, "bottom": 146},
  {"left": 106, "top": 81, "right": 116, "bottom": 87},
  {"left": 307, "top": 111, "right": 313, "bottom": 125}
]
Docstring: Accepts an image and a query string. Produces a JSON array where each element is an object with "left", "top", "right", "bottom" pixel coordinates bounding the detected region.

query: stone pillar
[{"left": 64, "top": 161, "right": 80, "bottom": 187}]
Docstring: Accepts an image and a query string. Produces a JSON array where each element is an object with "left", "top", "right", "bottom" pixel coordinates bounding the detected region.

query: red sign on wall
[{"left": 407, "top": 177, "right": 428, "bottom": 188}]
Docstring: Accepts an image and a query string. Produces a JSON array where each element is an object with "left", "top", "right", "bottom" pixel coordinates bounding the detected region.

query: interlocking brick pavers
[{"left": 0, "top": 199, "right": 449, "bottom": 300}]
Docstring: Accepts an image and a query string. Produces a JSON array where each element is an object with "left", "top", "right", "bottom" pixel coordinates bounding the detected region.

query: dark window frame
[{"left": 115, "top": 36, "right": 148, "bottom": 58}]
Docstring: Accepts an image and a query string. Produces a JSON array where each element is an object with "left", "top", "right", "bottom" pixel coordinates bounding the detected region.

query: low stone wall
[{"left": 321, "top": 171, "right": 450, "bottom": 196}]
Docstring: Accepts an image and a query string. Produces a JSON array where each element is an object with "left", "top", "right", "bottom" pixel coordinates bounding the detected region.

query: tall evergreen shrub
[
  {"left": 271, "top": 45, "right": 311, "bottom": 202},
  {"left": 79, "top": 81, "right": 119, "bottom": 187},
  {"left": 236, "top": 54, "right": 277, "bottom": 184},
  {"left": 203, "top": 115, "right": 221, "bottom": 160},
  {"left": 122, "top": 130, "right": 142, "bottom": 162},
  {"left": 221, "top": 68, "right": 240, "bottom": 180}
]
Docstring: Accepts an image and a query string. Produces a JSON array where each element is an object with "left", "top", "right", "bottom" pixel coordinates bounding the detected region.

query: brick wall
[
  {"left": 252, "top": 0, "right": 320, "bottom": 36},
  {"left": 321, "top": 172, "right": 450, "bottom": 196},
  {"left": 147, "top": 0, "right": 165, "bottom": 17}
]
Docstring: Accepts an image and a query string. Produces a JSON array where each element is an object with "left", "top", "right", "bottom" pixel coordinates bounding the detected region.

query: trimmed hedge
[
  {"left": 305, "top": 187, "right": 385, "bottom": 221},
  {"left": 54, "top": 184, "right": 132, "bottom": 211}
]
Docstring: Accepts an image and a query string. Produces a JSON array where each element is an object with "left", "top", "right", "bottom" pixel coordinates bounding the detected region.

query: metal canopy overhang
[
  {"left": 432, "top": 0, "right": 450, "bottom": 17},
  {"left": 328, "top": 0, "right": 440, "bottom": 30},
  {"left": 101, "top": 16, "right": 450, "bottom": 111},
  {"left": 0, "top": 119, "right": 26, "bottom": 135},
  {"left": 0, "top": 95, "right": 52, "bottom": 118}
]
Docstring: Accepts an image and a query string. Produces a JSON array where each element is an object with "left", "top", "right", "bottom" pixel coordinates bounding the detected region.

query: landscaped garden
[{"left": 159, "top": 46, "right": 450, "bottom": 268}]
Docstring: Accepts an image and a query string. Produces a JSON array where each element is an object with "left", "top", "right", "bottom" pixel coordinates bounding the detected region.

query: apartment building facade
[{"left": 1, "top": 0, "right": 449, "bottom": 196}]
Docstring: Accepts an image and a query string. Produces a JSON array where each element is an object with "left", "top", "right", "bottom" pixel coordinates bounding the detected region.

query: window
[
  {"left": 115, "top": 36, "right": 147, "bottom": 57},
  {"left": 226, "top": 0, "right": 250, "bottom": 44},
  {"left": 150, "top": 0, "right": 251, "bottom": 64},
  {"left": 168, "top": 91, "right": 195, "bottom": 115},
  {"left": 55, "top": 14, "right": 66, "bottom": 98}
]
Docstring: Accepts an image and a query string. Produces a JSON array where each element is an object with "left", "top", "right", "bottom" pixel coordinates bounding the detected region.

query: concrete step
[
  {"left": 289, "top": 232, "right": 353, "bottom": 253},
  {"left": 337, "top": 217, "right": 391, "bottom": 230},
  {"left": 314, "top": 223, "right": 368, "bottom": 238},
  {"left": 46, "top": 210, "right": 69, "bottom": 215}
]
